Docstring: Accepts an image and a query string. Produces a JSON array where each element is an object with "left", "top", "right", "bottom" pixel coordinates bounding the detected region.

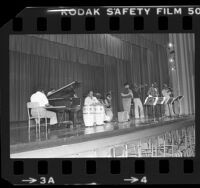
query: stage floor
[{"left": 10, "top": 115, "right": 195, "bottom": 154}]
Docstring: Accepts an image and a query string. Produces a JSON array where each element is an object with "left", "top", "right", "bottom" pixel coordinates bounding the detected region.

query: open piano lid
[{"left": 47, "top": 81, "right": 81, "bottom": 99}]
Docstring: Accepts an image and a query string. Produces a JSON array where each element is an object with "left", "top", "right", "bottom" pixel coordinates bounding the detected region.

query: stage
[{"left": 10, "top": 115, "right": 195, "bottom": 158}]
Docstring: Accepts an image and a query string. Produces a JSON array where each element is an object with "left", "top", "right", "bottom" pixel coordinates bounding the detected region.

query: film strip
[{"left": 1, "top": 5, "right": 200, "bottom": 185}]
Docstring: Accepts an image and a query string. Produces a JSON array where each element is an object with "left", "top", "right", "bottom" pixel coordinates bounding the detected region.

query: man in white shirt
[
  {"left": 84, "top": 91, "right": 99, "bottom": 106},
  {"left": 30, "top": 89, "right": 57, "bottom": 125}
]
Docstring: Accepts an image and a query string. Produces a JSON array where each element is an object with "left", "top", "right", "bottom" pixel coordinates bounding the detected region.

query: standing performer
[
  {"left": 104, "top": 92, "right": 113, "bottom": 122},
  {"left": 121, "top": 83, "right": 133, "bottom": 120},
  {"left": 95, "top": 93, "right": 104, "bottom": 105},
  {"left": 162, "top": 84, "right": 174, "bottom": 117},
  {"left": 30, "top": 88, "right": 58, "bottom": 125},
  {"left": 84, "top": 90, "right": 99, "bottom": 106},
  {"left": 104, "top": 92, "right": 112, "bottom": 109},
  {"left": 132, "top": 83, "right": 145, "bottom": 119},
  {"left": 147, "top": 83, "right": 159, "bottom": 97},
  {"left": 147, "top": 83, "right": 159, "bottom": 118}
]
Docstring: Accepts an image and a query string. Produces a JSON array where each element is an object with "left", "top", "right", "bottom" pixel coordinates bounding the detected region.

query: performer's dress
[
  {"left": 122, "top": 97, "right": 132, "bottom": 114},
  {"left": 162, "top": 89, "right": 174, "bottom": 117},
  {"left": 147, "top": 87, "right": 159, "bottom": 119},
  {"left": 132, "top": 89, "right": 144, "bottom": 119},
  {"left": 104, "top": 98, "right": 113, "bottom": 122},
  {"left": 121, "top": 89, "right": 133, "bottom": 119}
]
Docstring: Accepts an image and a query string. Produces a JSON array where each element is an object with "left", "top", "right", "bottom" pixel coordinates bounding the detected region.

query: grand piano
[{"left": 46, "top": 81, "right": 81, "bottom": 126}]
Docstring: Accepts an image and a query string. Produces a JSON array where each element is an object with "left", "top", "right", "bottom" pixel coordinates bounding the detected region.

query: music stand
[
  {"left": 155, "top": 97, "right": 166, "bottom": 119},
  {"left": 165, "top": 97, "right": 174, "bottom": 104},
  {"left": 156, "top": 97, "right": 166, "bottom": 105},
  {"left": 144, "top": 96, "right": 157, "bottom": 106},
  {"left": 172, "top": 95, "right": 184, "bottom": 104},
  {"left": 144, "top": 97, "right": 158, "bottom": 122}
]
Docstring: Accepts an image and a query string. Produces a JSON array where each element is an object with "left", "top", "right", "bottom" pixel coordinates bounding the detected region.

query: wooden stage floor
[{"left": 10, "top": 115, "right": 195, "bottom": 157}]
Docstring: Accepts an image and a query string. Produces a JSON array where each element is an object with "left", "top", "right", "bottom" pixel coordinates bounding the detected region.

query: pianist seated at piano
[
  {"left": 84, "top": 91, "right": 99, "bottom": 106},
  {"left": 30, "top": 89, "right": 58, "bottom": 125}
]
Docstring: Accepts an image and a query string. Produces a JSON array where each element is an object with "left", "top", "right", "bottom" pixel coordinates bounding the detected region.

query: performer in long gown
[
  {"left": 147, "top": 83, "right": 159, "bottom": 97},
  {"left": 147, "top": 83, "right": 159, "bottom": 118},
  {"left": 104, "top": 93, "right": 113, "bottom": 122},
  {"left": 96, "top": 92, "right": 111, "bottom": 122},
  {"left": 162, "top": 84, "right": 174, "bottom": 117},
  {"left": 121, "top": 83, "right": 133, "bottom": 120},
  {"left": 95, "top": 93, "right": 104, "bottom": 105}
]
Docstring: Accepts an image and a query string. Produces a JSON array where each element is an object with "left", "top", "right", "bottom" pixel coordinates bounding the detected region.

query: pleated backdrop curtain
[
  {"left": 169, "top": 34, "right": 195, "bottom": 115},
  {"left": 9, "top": 34, "right": 170, "bottom": 122}
]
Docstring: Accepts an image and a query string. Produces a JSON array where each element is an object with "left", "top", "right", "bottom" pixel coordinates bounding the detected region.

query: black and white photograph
[{"left": 9, "top": 33, "right": 195, "bottom": 158}]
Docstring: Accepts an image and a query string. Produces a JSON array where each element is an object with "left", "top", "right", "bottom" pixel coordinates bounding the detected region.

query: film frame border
[{"left": 1, "top": 6, "right": 200, "bottom": 185}]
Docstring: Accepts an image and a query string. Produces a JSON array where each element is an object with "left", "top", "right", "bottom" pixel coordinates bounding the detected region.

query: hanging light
[
  {"left": 169, "top": 58, "right": 174, "bottom": 63},
  {"left": 168, "top": 42, "right": 173, "bottom": 48},
  {"left": 167, "top": 42, "right": 176, "bottom": 71}
]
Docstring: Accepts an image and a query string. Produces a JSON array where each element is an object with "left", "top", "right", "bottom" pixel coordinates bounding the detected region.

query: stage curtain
[
  {"left": 169, "top": 34, "right": 195, "bottom": 115},
  {"left": 9, "top": 50, "right": 104, "bottom": 122},
  {"left": 10, "top": 34, "right": 170, "bottom": 122}
]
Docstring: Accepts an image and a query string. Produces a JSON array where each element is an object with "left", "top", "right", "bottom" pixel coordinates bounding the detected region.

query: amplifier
[{"left": 118, "top": 111, "right": 129, "bottom": 122}]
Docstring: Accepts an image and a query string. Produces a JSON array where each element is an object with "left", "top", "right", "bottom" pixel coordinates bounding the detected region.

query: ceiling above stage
[
  {"left": 111, "top": 34, "right": 169, "bottom": 47},
  {"left": 10, "top": 33, "right": 170, "bottom": 68},
  {"left": 27, "top": 33, "right": 169, "bottom": 48}
]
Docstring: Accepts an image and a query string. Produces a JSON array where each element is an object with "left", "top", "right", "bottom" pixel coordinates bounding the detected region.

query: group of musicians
[
  {"left": 82, "top": 81, "right": 174, "bottom": 123},
  {"left": 121, "top": 82, "right": 174, "bottom": 120},
  {"left": 84, "top": 90, "right": 113, "bottom": 122},
  {"left": 30, "top": 82, "right": 174, "bottom": 127}
]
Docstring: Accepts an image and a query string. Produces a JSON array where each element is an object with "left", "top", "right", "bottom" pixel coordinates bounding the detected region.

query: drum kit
[{"left": 83, "top": 103, "right": 113, "bottom": 127}]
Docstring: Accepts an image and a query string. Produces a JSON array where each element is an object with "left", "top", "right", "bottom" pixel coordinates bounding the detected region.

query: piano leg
[
  {"left": 69, "top": 111, "right": 75, "bottom": 127},
  {"left": 69, "top": 111, "right": 79, "bottom": 127},
  {"left": 57, "top": 110, "right": 66, "bottom": 127}
]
